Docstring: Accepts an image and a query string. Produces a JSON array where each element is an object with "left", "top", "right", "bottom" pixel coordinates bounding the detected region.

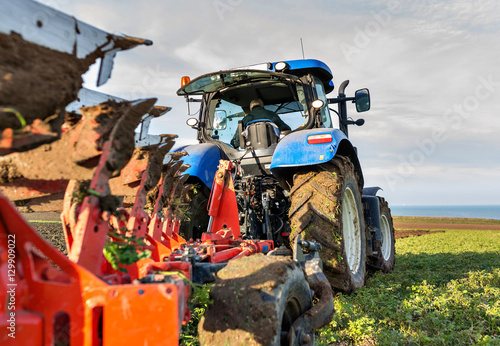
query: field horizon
[{"left": 393, "top": 215, "right": 500, "bottom": 231}]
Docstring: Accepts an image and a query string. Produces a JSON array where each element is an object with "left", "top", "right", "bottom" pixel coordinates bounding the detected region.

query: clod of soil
[
  {"left": 199, "top": 254, "right": 295, "bottom": 346},
  {"left": 0, "top": 100, "right": 141, "bottom": 182},
  {"left": 394, "top": 229, "right": 445, "bottom": 239},
  {"left": 0, "top": 32, "right": 98, "bottom": 131},
  {"left": 0, "top": 157, "right": 21, "bottom": 183}
]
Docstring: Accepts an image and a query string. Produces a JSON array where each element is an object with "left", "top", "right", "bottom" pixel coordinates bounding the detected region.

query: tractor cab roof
[
  {"left": 177, "top": 59, "right": 334, "bottom": 96},
  {"left": 241, "top": 59, "right": 334, "bottom": 93}
]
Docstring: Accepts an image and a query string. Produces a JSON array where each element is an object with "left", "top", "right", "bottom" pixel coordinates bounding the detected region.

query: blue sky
[{"left": 39, "top": 0, "right": 500, "bottom": 206}]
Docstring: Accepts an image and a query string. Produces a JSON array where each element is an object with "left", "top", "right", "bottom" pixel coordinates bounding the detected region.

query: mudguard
[
  {"left": 175, "top": 143, "right": 221, "bottom": 188},
  {"left": 270, "top": 128, "right": 364, "bottom": 186},
  {"left": 363, "top": 187, "right": 382, "bottom": 196}
]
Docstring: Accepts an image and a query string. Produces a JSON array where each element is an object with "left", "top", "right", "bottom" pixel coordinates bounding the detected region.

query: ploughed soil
[
  {"left": 393, "top": 216, "right": 500, "bottom": 231},
  {"left": 394, "top": 229, "right": 445, "bottom": 239},
  {"left": 395, "top": 222, "right": 500, "bottom": 231},
  {"left": 393, "top": 215, "right": 500, "bottom": 238},
  {"left": 14, "top": 193, "right": 65, "bottom": 213},
  {"left": 393, "top": 216, "right": 500, "bottom": 239}
]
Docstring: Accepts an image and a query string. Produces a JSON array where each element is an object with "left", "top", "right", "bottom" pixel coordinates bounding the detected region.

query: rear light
[
  {"left": 181, "top": 76, "right": 191, "bottom": 87},
  {"left": 307, "top": 134, "right": 333, "bottom": 144}
]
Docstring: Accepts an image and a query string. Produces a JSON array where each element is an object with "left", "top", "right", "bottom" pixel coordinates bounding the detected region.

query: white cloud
[
  {"left": 174, "top": 39, "right": 232, "bottom": 72},
  {"left": 35, "top": 0, "right": 500, "bottom": 205}
]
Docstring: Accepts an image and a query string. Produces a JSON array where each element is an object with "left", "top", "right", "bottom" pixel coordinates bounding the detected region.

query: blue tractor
[{"left": 176, "top": 59, "right": 395, "bottom": 294}]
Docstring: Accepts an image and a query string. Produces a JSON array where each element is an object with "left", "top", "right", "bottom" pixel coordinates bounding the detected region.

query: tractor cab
[{"left": 178, "top": 60, "right": 337, "bottom": 176}]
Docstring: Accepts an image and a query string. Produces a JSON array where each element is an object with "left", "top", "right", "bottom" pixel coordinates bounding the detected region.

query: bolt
[{"left": 299, "top": 332, "right": 312, "bottom": 345}]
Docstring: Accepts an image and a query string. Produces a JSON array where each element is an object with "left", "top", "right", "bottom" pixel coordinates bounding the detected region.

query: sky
[{"left": 37, "top": 0, "right": 500, "bottom": 206}]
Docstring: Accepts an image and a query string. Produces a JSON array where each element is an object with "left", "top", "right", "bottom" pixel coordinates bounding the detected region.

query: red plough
[{"left": 1, "top": 1, "right": 333, "bottom": 345}]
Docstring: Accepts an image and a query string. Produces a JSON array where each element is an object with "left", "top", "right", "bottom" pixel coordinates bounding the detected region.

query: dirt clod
[
  {"left": 0, "top": 158, "right": 21, "bottom": 183},
  {"left": 0, "top": 32, "right": 97, "bottom": 131},
  {"left": 199, "top": 254, "right": 294, "bottom": 345}
]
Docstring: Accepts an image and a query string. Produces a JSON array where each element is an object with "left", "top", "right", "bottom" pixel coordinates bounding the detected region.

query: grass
[
  {"left": 180, "top": 220, "right": 500, "bottom": 345},
  {"left": 316, "top": 228, "right": 500, "bottom": 345}
]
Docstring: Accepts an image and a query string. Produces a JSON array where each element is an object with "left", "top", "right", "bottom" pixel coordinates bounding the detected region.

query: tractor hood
[{"left": 177, "top": 70, "right": 299, "bottom": 96}]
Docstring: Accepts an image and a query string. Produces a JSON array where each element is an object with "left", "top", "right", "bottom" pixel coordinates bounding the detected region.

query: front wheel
[
  {"left": 289, "top": 156, "right": 366, "bottom": 292},
  {"left": 198, "top": 254, "right": 312, "bottom": 346},
  {"left": 369, "top": 197, "right": 396, "bottom": 273}
]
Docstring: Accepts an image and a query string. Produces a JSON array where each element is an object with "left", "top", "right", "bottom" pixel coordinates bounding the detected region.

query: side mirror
[
  {"left": 355, "top": 88, "right": 370, "bottom": 112},
  {"left": 186, "top": 117, "right": 199, "bottom": 128}
]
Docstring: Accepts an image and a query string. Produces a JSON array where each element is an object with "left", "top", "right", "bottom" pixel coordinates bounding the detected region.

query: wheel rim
[
  {"left": 280, "top": 297, "right": 302, "bottom": 345},
  {"left": 342, "top": 187, "right": 361, "bottom": 274},
  {"left": 380, "top": 214, "right": 391, "bottom": 261}
]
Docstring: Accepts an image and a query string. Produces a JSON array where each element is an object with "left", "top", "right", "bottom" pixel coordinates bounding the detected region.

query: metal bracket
[
  {"left": 290, "top": 234, "right": 334, "bottom": 345},
  {"left": 293, "top": 234, "right": 322, "bottom": 267}
]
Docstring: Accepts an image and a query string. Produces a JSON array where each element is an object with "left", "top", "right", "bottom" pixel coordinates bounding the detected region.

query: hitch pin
[{"left": 299, "top": 240, "right": 322, "bottom": 252}]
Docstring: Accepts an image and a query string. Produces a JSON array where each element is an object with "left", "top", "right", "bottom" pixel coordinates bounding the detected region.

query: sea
[{"left": 390, "top": 205, "right": 500, "bottom": 220}]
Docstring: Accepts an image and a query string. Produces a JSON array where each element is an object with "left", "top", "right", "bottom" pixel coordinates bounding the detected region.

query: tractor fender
[
  {"left": 270, "top": 128, "right": 364, "bottom": 188},
  {"left": 174, "top": 143, "right": 221, "bottom": 188}
]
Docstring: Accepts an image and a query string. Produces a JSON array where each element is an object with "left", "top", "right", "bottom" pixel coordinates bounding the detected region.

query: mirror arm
[
  {"left": 327, "top": 96, "right": 355, "bottom": 104},
  {"left": 340, "top": 118, "right": 365, "bottom": 126}
]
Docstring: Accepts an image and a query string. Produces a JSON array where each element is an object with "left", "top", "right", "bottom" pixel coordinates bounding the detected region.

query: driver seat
[{"left": 240, "top": 119, "right": 280, "bottom": 149}]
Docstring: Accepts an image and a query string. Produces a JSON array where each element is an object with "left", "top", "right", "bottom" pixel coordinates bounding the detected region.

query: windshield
[
  {"left": 204, "top": 81, "right": 309, "bottom": 148},
  {"left": 178, "top": 70, "right": 292, "bottom": 95}
]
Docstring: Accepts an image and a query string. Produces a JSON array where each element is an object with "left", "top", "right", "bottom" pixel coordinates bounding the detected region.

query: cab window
[
  {"left": 205, "top": 81, "right": 309, "bottom": 148},
  {"left": 314, "top": 78, "right": 333, "bottom": 128}
]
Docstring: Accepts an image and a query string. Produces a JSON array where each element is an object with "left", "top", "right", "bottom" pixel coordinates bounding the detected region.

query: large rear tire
[
  {"left": 198, "top": 254, "right": 312, "bottom": 346},
  {"left": 369, "top": 197, "right": 396, "bottom": 273},
  {"left": 179, "top": 184, "right": 210, "bottom": 241},
  {"left": 289, "top": 156, "right": 366, "bottom": 292}
]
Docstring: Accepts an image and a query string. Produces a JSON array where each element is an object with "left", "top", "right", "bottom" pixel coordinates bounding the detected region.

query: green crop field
[
  {"left": 181, "top": 221, "right": 500, "bottom": 345},
  {"left": 317, "top": 227, "right": 500, "bottom": 345}
]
